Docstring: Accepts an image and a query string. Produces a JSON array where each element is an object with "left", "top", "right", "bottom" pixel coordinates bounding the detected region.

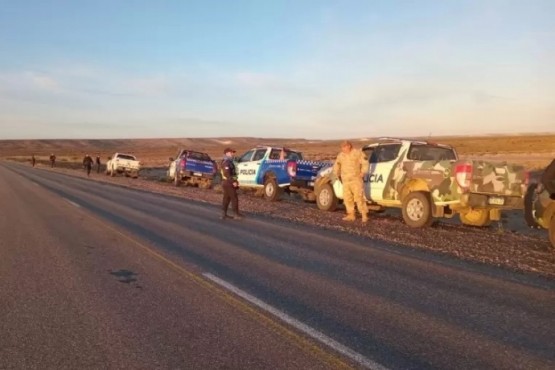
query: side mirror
[{"left": 169, "top": 157, "right": 174, "bottom": 162}]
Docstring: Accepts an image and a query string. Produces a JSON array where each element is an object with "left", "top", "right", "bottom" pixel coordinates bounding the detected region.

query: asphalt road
[{"left": 1, "top": 162, "right": 555, "bottom": 370}]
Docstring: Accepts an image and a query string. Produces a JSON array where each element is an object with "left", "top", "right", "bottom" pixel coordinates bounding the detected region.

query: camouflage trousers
[{"left": 343, "top": 178, "right": 368, "bottom": 215}]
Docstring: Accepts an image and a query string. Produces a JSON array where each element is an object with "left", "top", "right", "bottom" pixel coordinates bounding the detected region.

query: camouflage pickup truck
[{"left": 315, "top": 138, "right": 529, "bottom": 228}]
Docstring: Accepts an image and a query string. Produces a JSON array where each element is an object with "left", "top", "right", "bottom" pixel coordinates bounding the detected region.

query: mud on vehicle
[{"left": 167, "top": 150, "right": 216, "bottom": 189}]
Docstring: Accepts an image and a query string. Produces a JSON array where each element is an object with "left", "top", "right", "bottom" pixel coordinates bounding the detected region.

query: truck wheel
[
  {"left": 264, "top": 177, "right": 282, "bottom": 201},
  {"left": 199, "top": 180, "right": 212, "bottom": 189},
  {"left": 524, "top": 183, "right": 541, "bottom": 228},
  {"left": 402, "top": 192, "right": 433, "bottom": 228},
  {"left": 315, "top": 183, "right": 338, "bottom": 212},
  {"left": 549, "top": 216, "right": 555, "bottom": 249},
  {"left": 459, "top": 208, "right": 491, "bottom": 227}
]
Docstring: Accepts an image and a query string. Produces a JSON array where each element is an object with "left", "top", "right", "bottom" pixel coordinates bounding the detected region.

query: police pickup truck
[
  {"left": 105, "top": 153, "right": 141, "bottom": 178},
  {"left": 234, "top": 146, "right": 329, "bottom": 201},
  {"left": 167, "top": 149, "right": 216, "bottom": 189},
  {"left": 315, "top": 138, "right": 529, "bottom": 228}
]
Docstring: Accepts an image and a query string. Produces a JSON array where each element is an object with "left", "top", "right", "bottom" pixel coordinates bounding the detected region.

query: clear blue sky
[{"left": 0, "top": 0, "right": 553, "bottom": 139}]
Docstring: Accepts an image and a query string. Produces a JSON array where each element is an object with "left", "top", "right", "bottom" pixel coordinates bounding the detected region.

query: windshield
[
  {"left": 117, "top": 154, "right": 137, "bottom": 160},
  {"left": 407, "top": 144, "right": 457, "bottom": 161},
  {"left": 187, "top": 151, "right": 212, "bottom": 161}
]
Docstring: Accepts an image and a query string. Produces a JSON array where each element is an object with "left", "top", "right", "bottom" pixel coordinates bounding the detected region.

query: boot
[
  {"left": 233, "top": 213, "right": 245, "bottom": 220},
  {"left": 221, "top": 213, "right": 234, "bottom": 220},
  {"left": 342, "top": 213, "right": 356, "bottom": 221}
]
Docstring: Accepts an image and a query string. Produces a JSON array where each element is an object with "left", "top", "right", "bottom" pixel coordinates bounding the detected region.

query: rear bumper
[
  {"left": 290, "top": 179, "right": 314, "bottom": 190},
  {"left": 461, "top": 193, "right": 524, "bottom": 209},
  {"left": 181, "top": 170, "right": 214, "bottom": 179}
]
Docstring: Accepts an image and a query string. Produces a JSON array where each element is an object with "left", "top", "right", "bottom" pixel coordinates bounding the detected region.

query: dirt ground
[{"left": 5, "top": 155, "right": 554, "bottom": 279}]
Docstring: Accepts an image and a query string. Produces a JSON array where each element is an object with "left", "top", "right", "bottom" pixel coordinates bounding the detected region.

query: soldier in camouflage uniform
[{"left": 333, "top": 141, "right": 369, "bottom": 222}]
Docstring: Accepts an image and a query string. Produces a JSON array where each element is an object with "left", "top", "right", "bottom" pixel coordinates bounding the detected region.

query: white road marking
[
  {"left": 203, "top": 272, "right": 388, "bottom": 370},
  {"left": 64, "top": 199, "right": 81, "bottom": 208}
]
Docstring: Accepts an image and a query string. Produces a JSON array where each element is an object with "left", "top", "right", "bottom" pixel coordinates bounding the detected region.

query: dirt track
[{"left": 10, "top": 159, "right": 555, "bottom": 278}]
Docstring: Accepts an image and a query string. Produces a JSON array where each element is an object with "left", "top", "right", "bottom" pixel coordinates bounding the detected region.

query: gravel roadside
[{"left": 12, "top": 160, "right": 555, "bottom": 279}]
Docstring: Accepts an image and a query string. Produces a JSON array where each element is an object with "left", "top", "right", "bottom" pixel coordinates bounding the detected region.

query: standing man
[
  {"left": 83, "top": 154, "right": 94, "bottom": 177},
  {"left": 49, "top": 154, "right": 56, "bottom": 168},
  {"left": 333, "top": 141, "right": 369, "bottom": 223},
  {"left": 220, "top": 148, "right": 243, "bottom": 220},
  {"left": 31, "top": 154, "right": 36, "bottom": 167},
  {"left": 95, "top": 154, "right": 102, "bottom": 174}
]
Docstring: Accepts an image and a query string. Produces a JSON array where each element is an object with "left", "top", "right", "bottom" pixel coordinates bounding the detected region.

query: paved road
[{"left": 1, "top": 162, "right": 555, "bottom": 370}]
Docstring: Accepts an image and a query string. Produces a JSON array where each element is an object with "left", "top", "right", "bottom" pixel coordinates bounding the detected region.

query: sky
[{"left": 0, "top": 0, "right": 553, "bottom": 140}]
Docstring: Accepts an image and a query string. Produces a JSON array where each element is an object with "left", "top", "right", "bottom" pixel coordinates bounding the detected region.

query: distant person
[
  {"left": 95, "top": 155, "right": 102, "bottom": 173},
  {"left": 83, "top": 154, "right": 94, "bottom": 177},
  {"left": 333, "top": 141, "right": 369, "bottom": 223},
  {"left": 220, "top": 147, "right": 243, "bottom": 220},
  {"left": 31, "top": 154, "right": 36, "bottom": 167},
  {"left": 49, "top": 154, "right": 56, "bottom": 168}
]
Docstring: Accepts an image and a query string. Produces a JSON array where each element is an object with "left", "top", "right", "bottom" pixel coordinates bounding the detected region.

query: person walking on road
[
  {"left": 49, "top": 154, "right": 56, "bottom": 168},
  {"left": 220, "top": 148, "right": 243, "bottom": 220},
  {"left": 31, "top": 154, "right": 36, "bottom": 167},
  {"left": 83, "top": 154, "right": 94, "bottom": 177},
  {"left": 333, "top": 141, "right": 369, "bottom": 223},
  {"left": 95, "top": 155, "right": 102, "bottom": 174}
]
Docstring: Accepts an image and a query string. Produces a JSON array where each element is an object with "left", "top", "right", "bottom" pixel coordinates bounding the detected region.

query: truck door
[
  {"left": 236, "top": 149, "right": 257, "bottom": 185},
  {"left": 243, "top": 149, "right": 267, "bottom": 185},
  {"left": 168, "top": 150, "right": 182, "bottom": 179},
  {"left": 367, "top": 144, "right": 402, "bottom": 201}
]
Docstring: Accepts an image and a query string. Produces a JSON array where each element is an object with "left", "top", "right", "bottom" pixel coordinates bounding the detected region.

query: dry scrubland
[{"left": 1, "top": 134, "right": 554, "bottom": 170}]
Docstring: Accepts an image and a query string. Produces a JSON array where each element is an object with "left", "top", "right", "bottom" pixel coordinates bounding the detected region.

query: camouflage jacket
[{"left": 333, "top": 149, "right": 369, "bottom": 181}]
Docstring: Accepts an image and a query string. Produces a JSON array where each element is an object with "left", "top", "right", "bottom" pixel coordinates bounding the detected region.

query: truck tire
[
  {"left": 524, "top": 183, "right": 541, "bottom": 228},
  {"left": 549, "top": 216, "right": 555, "bottom": 249},
  {"left": 315, "top": 183, "right": 338, "bottom": 212},
  {"left": 459, "top": 208, "right": 491, "bottom": 227},
  {"left": 264, "top": 177, "right": 282, "bottom": 202},
  {"left": 199, "top": 179, "right": 211, "bottom": 189},
  {"left": 402, "top": 192, "right": 433, "bottom": 228}
]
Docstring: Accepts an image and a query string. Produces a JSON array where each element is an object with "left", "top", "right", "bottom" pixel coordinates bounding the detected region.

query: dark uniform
[
  {"left": 542, "top": 159, "right": 555, "bottom": 195},
  {"left": 83, "top": 155, "right": 94, "bottom": 176},
  {"left": 220, "top": 148, "right": 243, "bottom": 220},
  {"left": 31, "top": 155, "right": 36, "bottom": 167},
  {"left": 95, "top": 156, "right": 102, "bottom": 173},
  {"left": 49, "top": 154, "right": 56, "bottom": 168}
]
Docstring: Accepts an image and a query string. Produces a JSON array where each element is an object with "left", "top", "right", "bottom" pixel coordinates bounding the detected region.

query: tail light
[
  {"left": 455, "top": 163, "right": 472, "bottom": 190},
  {"left": 287, "top": 161, "right": 297, "bottom": 177}
]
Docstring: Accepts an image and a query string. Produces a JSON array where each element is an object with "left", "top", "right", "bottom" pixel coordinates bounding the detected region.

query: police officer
[
  {"left": 541, "top": 158, "right": 555, "bottom": 195},
  {"left": 95, "top": 155, "right": 102, "bottom": 174},
  {"left": 333, "top": 141, "right": 369, "bottom": 223},
  {"left": 83, "top": 154, "right": 94, "bottom": 176},
  {"left": 31, "top": 154, "right": 36, "bottom": 167},
  {"left": 49, "top": 153, "right": 56, "bottom": 168},
  {"left": 220, "top": 148, "right": 243, "bottom": 220}
]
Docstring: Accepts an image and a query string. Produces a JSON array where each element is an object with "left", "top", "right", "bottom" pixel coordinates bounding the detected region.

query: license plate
[
  {"left": 193, "top": 172, "right": 202, "bottom": 176},
  {"left": 488, "top": 196, "right": 505, "bottom": 205}
]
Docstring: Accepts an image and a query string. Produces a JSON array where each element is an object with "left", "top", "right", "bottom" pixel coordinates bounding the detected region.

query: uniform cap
[
  {"left": 223, "top": 147, "right": 236, "bottom": 154},
  {"left": 340, "top": 140, "right": 353, "bottom": 148}
]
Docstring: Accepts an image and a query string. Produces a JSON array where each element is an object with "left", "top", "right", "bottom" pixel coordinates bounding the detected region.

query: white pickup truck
[{"left": 105, "top": 153, "right": 141, "bottom": 178}]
